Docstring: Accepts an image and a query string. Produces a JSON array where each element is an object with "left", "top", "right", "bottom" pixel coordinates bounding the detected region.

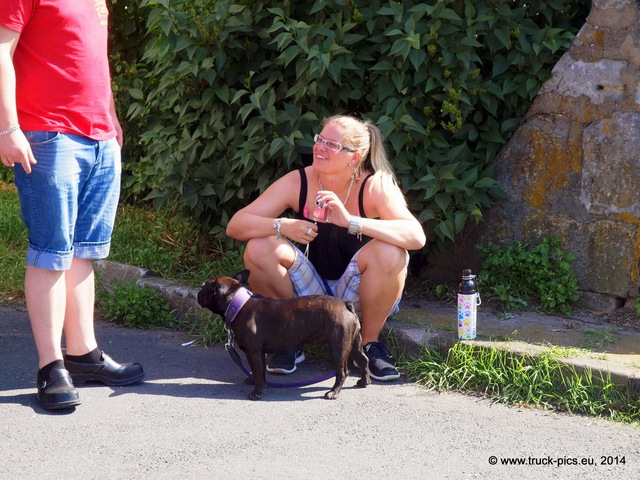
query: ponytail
[{"left": 321, "top": 115, "right": 404, "bottom": 201}]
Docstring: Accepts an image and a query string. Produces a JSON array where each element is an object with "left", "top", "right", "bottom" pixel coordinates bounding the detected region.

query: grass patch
[
  {"left": 401, "top": 343, "right": 640, "bottom": 424},
  {"left": 92, "top": 270, "right": 228, "bottom": 346},
  {"left": 103, "top": 202, "right": 244, "bottom": 345},
  {"left": 96, "top": 278, "right": 228, "bottom": 346},
  {"left": 108, "top": 202, "right": 244, "bottom": 287},
  {"left": 97, "top": 279, "right": 177, "bottom": 330},
  {"left": 0, "top": 182, "right": 28, "bottom": 303},
  {"left": 541, "top": 343, "right": 592, "bottom": 359},
  {"left": 580, "top": 328, "right": 621, "bottom": 350}
]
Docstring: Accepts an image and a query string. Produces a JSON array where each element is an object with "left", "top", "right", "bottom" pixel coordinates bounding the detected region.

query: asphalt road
[{"left": 1, "top": 305, "right": 639, "bottom": 480}]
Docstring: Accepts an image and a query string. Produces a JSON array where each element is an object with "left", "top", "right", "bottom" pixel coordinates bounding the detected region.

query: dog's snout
[{"left": 196, "top": 286, "right": 206, "bottom": 306}]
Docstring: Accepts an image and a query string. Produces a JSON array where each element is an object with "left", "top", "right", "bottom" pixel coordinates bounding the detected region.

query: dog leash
[{"left": 224, "top": 328, "right": 336, "bottom": 388}]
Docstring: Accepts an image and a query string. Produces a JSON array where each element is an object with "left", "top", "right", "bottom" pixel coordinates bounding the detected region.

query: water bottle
[{"left": 457, "top": 269, "right": 481, "bottom": 340}]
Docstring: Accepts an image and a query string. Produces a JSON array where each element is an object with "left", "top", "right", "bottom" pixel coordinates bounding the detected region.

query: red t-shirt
[{"left": 0, "top": 0, "right": 116, "bottom": 140}]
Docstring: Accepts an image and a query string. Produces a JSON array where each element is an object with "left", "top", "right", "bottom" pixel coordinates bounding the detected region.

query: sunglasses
[{"left": 313, "top": 134, "right": 356, "bottom": 153}]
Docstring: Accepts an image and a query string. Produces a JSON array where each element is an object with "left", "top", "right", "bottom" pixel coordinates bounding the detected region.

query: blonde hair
[{"left": 321, "top": 115, "right": 404, "bottom": 201}]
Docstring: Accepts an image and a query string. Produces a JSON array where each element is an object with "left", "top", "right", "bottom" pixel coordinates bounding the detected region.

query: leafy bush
[
  {"left": 97, "top": 280, "right": 176, "bottom": 329},
  {"left": 108, "top": 0, "right": 153, "bottom": 176},
  {"left": 122, "top": 0, "right": 589, "bottom": 246},
  {"left": 477, "top": 237, "right": 579, "bottom": 315}
]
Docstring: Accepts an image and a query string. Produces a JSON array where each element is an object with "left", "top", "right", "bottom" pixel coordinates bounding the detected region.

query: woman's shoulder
[
  {"left": 279, "top": 166, "right": 310, "bottom": 182},
  {"left": 365, "top": 170, "right": 403, "bottom": 192},
  {"left": 361, "top": 170, "right": 396, "bottom": 196},
  {"left": 362, "top": 171, "right": 407, "bottom": 212},
  {"left": 274, "top": 167, "right": 305, "bottom": 187},
  {"left": 271, "top": 168, "right": 306, "bottom": 202}
]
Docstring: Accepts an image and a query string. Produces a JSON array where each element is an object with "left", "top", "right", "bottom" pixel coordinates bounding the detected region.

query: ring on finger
[{"left": 306, "top": 227, "right": 313, "bottom": 236}]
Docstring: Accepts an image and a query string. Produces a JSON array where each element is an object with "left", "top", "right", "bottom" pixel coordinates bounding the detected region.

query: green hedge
[
  {"left": 119, "top": 0, "right": 589, "bottom": 247},
  {"left": 108, "top": 0, "right": 151, "bottom": 170}
]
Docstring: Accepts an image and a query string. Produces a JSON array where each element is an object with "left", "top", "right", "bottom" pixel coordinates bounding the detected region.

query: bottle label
[{"left": 457, "top": 293, "right": 477, "bottom": 340}]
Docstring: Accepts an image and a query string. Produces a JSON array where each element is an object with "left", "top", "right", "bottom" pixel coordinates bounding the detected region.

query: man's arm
[
  {"left": 0, "top": 24, "right": 36, "bottom": 173},
  {"left": 109, "top": 92, "right": 123, "bottom": 148}
]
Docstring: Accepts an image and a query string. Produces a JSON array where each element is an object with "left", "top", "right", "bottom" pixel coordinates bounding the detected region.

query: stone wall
[{"left": 424, "top": 0, "right": 640, "bottom": 312}]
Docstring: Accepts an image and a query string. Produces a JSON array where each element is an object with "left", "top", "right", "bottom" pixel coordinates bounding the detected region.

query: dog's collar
[{"left": 224, "top": 286, "right": 253, "bottom": 324}]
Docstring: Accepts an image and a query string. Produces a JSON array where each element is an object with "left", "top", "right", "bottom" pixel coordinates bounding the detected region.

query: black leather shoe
[
  {"left": 37, "top": 368, "right": 81, "bottom": 410},
  {"left": 64, "top": 351, "right": 145, "bottom": 386}
]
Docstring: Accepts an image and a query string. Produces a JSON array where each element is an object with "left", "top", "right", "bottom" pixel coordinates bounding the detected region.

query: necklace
[{"left": 319, "top": 175, "right": 356, "bottom": 206}]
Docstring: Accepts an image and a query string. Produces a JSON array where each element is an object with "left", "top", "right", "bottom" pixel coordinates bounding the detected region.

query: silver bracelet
[
  {"left": 348, "top": 215, "right": 362, "bottom": 241},
  {"left": 272, "top": 217, "right": 285, "bottom": 239},
  {"left": 0, "top": 125, "right": 20, "bottom": 136}
]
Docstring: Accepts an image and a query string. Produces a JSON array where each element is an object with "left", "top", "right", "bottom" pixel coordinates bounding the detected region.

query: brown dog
[{"left": 197, "top": 269, "right": 370, "bottom": 400}]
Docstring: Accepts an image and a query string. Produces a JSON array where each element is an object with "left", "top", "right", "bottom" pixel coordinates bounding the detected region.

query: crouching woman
[{"left": 226, "top": 114, "right": 426, "bottom": 380}]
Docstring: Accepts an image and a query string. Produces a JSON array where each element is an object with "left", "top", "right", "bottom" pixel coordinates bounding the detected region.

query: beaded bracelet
[{"left": 0, "top": 125, "right": 20, "bottom": 136}]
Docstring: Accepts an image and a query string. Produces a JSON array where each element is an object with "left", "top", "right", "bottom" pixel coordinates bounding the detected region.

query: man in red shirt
[{"left": 0, "top": 1, "right": 144, "bottom": 410}]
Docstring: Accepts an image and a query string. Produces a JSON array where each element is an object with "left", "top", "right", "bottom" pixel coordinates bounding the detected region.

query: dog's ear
[{"left": 234, "top": 269, "right": 250, "bottom": 284}]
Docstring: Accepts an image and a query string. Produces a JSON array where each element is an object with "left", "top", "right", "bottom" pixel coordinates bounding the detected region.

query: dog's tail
[{"left": 345, "top": 301, "right": 361, "bottom": 324}]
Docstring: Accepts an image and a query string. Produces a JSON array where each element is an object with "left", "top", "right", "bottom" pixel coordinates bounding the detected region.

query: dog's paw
[
  {"left": 324, "top": 390, "right": 339, "bottom": 400},
  {"left": 357, "top": 378, "right": 370, "bottom": 388},
  {"left": 248, "top": 391, "right": 263, "bottom": 401}
]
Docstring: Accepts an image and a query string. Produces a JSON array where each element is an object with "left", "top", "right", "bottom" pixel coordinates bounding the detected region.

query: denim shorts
[
  {"left": 286, "top": 241, "right": 407, "bottom": 315},
  {"left": 13, "top": 131, "right": 121, "bottom": 271}
]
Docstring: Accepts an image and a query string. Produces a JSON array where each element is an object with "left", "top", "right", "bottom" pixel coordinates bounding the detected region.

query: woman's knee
[
  {"left": 243, "top": 238, "right": 272, "bottom": 267},
  {"left": 243, "top": 237, "right": 294, "bottom": 270},
  {"left": 359, "top": 241, "right": 407, "bottom": 273}
]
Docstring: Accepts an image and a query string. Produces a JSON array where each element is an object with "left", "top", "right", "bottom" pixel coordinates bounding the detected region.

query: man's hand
[{"left": 0, "top": 129, "right": 37, "bottom": 173}]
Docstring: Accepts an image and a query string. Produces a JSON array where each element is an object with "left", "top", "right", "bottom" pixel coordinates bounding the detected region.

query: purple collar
[{"left": 224, "top": 287, "right": 253, "bottom": 324}]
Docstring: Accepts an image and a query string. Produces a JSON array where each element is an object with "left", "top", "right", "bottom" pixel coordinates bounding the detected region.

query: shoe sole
[
  {"left": 266, "top": 365, "right": 297, "bottom": 375},
  {"left": 370, "top": 371, "right": 401, "bottom": 382},
  {"left": 354, "top": 358, "right": 400, "bottom": 382},
  {"left": 69, "top": 372, "right": 145, "bottom": 386},
  {"left": 266, "top": 352, "right": 305, "bottom": 375},
  {"left": 38, "top": 395, "right": 81, "bottom": 410}
]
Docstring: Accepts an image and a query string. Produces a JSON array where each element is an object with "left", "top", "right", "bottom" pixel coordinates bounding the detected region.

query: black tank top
[{"left": 294, "top": 168, "right": 373, "bottom": 280}]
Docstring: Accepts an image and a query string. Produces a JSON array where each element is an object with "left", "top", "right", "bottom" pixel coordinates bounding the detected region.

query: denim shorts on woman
[
  {"left": 13, "top": 131, "right": 121, "bottom": 271},
  {"left": 286, "top": 241, "right": 407, "bottom": 316}
]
